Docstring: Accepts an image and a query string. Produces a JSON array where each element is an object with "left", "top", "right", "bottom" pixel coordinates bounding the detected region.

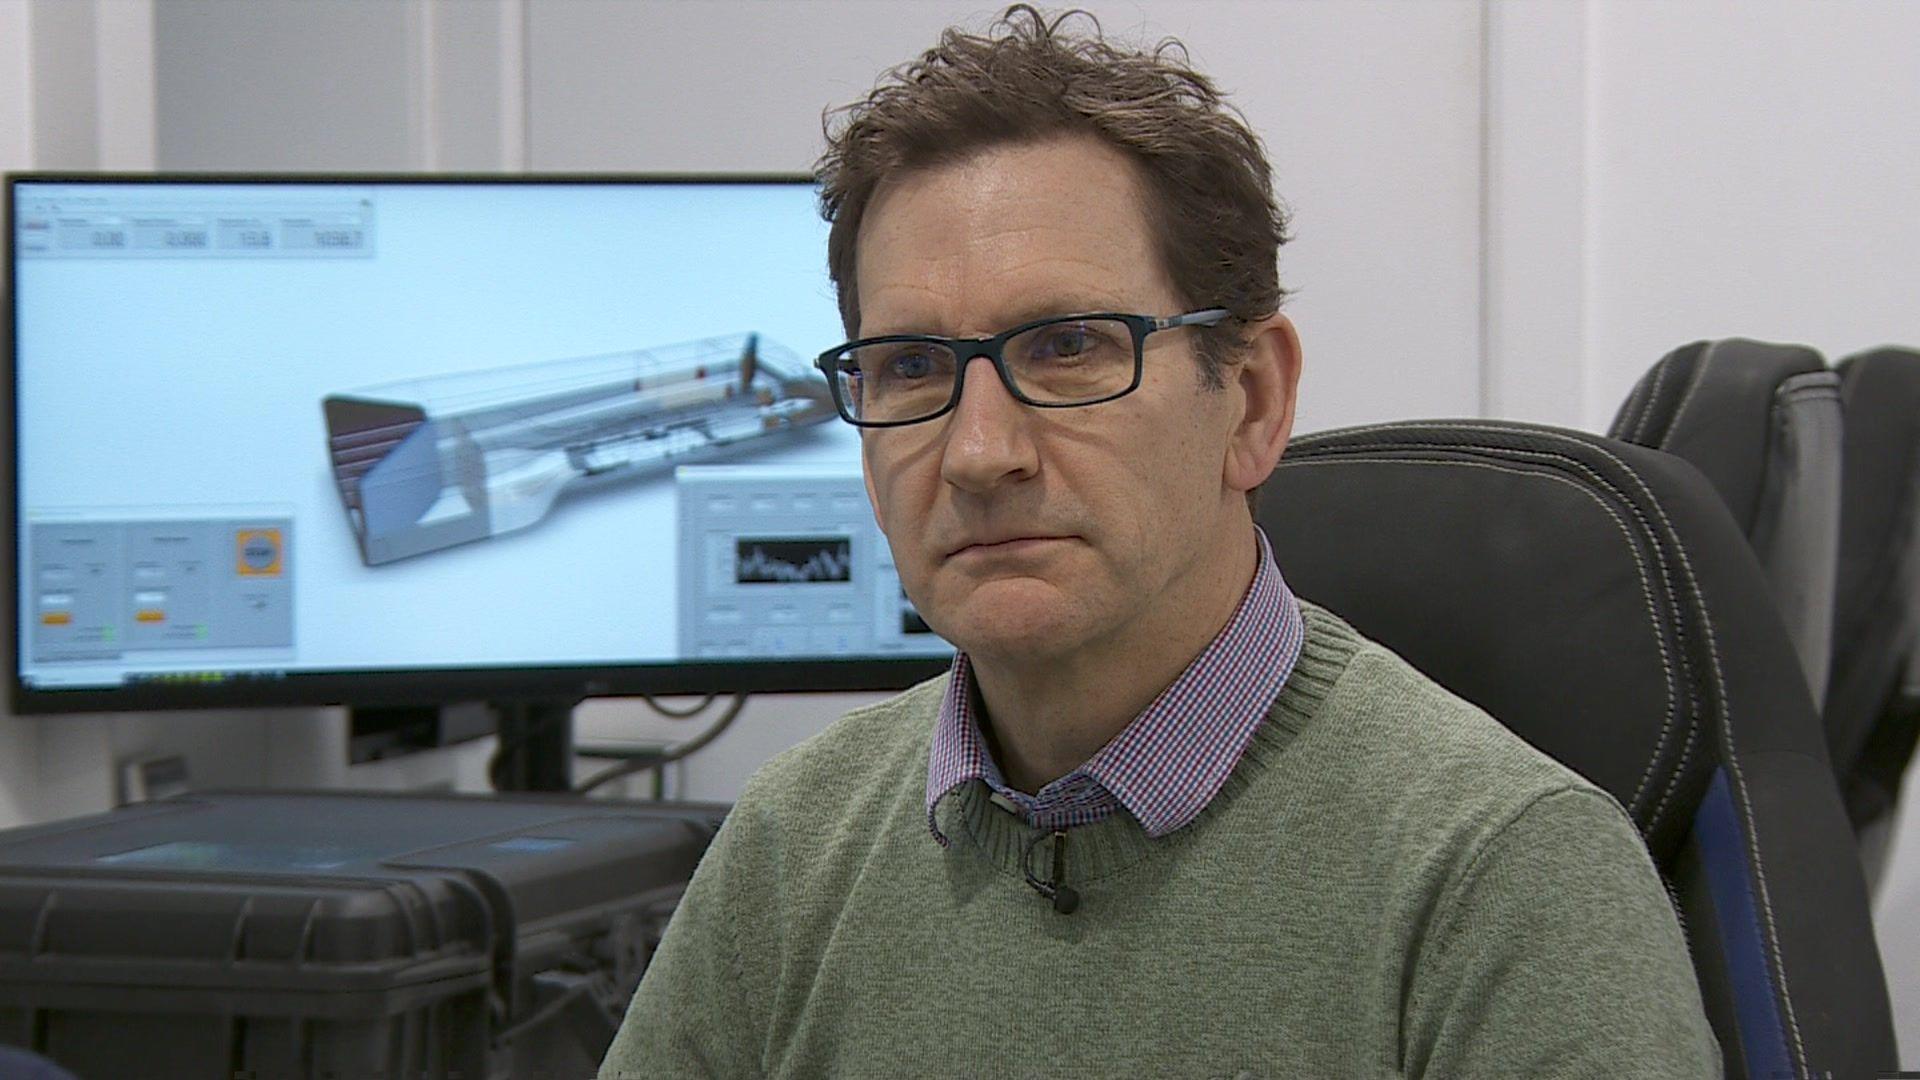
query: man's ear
[{"left": 1223, "top": 313, "right": 1302, "bottom": 497}]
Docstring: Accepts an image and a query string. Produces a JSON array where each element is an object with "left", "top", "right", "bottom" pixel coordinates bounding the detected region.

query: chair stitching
[
  {"left": 1297, "top": 420, "right": 1810, "bottom": 1068},
  {"left": 1680, "top": 573, "right": 1810, "bottom": 1070},
  {"left": 1612, "top": 364, "right": 1655, "bottom": 440},
  {"left": 1287, "top": 435, "right": 1684, "bottom": 815},
  {"left": 1661, "top": 339, "right": 1723, "bottom": 451},
  {"left": 1646, "top": 690, "right": 1702, "bottom": 839},
  {"left": 1633, "top": 353, "right": 1678, "bottom": 444},
  {"left": 1539, "top": 423, "right": 1811, "bottom": 1071}
]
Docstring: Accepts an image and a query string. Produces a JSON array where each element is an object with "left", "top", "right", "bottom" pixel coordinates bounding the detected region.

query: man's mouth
[{"left": 946, "top": 535, "right": 1073, "bottom": 560}]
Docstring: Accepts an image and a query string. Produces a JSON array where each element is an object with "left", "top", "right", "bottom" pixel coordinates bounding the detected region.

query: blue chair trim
[{"left": 1694, "top": 766, "right": 1791, "bottom": 1077}]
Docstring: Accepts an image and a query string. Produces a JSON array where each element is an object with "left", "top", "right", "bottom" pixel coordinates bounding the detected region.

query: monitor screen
[{"left": 7, "top": 176, "right": 954, "bottom": 712}]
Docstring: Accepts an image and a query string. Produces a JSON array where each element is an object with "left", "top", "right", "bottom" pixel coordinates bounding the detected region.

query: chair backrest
[
  {"left": 1609, "top": 339, "right": 1842, "bottom": 704},
  {"left": 1258, "top": 420, "right": 1895, "bottom": 1079},
  {"left": 1828, "top": 347, "right": 1920, "bottom": 885}
]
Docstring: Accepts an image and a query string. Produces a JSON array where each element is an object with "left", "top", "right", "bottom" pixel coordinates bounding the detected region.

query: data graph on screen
[{"left": 734, "top": 537, "right": 854, "bottom": 585}]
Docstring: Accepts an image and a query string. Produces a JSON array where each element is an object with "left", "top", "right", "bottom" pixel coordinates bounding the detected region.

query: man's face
[{"left": 855, "top": 134, "right": 1248, "bottom": 666}]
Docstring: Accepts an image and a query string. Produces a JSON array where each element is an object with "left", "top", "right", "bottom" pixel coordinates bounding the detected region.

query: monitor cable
[{"left": 574, "top": 692, "right": 749, "bottom": 796}]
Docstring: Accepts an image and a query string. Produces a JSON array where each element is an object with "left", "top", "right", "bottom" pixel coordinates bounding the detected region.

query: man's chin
[{"left": 926, "top": 578, "right": 1094, "bottom": 661}]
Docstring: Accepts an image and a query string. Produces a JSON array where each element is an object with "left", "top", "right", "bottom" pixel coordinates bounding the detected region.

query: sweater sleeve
[
  {"left": 1402, "top": 787, "right": 1723, "bottom": 1079},
  {"left": 598, "top": 791, "right": 775, "bottom": 1079}
]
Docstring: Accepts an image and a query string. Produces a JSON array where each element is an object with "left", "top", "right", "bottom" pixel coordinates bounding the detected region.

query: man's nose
[{"left": 939, "top": 355, "right": 1040, "bottom": 492}]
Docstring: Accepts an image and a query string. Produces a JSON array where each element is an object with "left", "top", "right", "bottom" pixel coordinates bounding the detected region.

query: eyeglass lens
[{"left": 830, "top": 317, "right": 1136, "bottom": 424}]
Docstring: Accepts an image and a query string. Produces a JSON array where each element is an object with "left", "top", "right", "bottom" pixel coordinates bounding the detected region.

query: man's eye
[
  {"left": 1028, "top": 323, "right": 1115, "bottom": 362},
  {"left": 882, "top": 347, "right": 936, "bottom": 379},
  {"left": 1044, "top": 330, "right": 1091, "bottom": 357}
]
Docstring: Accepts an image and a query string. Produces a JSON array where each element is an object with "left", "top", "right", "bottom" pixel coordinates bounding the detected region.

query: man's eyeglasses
[{"left": 814, "top": 308, "right": 1233, "bottom": 428}]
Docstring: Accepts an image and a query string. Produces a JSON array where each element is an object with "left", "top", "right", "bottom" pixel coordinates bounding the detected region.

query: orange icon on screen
[
  {"left": 40, "top": 611, "right": 71, "bottom": 626},
  {"left": 236, "top": 529, "right": 283, "bottom": 576},
  {"left": 135, "top": 610, "right": 166, "bottom": 623}
]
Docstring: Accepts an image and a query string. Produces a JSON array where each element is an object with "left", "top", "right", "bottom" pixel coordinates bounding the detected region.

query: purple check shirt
[{"left": 925, "top": 526, "right": 1305, "bottom": 846}]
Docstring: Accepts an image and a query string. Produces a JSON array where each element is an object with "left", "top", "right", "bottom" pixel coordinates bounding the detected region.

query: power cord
[{"left": 574, "top": 692, "right": 749, "bottom": 796}]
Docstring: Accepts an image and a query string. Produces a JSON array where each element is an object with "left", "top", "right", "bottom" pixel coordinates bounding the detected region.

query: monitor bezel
[{"left": 5, "top": 172, "right": 949, "bottom": 715}]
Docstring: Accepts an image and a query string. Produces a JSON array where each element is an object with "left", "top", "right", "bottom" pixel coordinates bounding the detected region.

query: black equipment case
[{"left": 0, "top": 789, "right": 728, "bottom": 1079}]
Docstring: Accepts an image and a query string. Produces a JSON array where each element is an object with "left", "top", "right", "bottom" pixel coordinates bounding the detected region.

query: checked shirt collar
[{"left": 925, "top": 527, "right": 1304, "bottom": 846}]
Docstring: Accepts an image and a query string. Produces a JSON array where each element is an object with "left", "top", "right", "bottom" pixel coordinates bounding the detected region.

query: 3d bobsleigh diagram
[{"left": 322, "top": 332, "right": 836, "bottom": 565}]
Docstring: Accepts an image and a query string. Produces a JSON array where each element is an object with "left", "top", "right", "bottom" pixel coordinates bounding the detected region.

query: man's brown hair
[{"left": 815, "top": 4, "right": 1290, "bottom": 388}]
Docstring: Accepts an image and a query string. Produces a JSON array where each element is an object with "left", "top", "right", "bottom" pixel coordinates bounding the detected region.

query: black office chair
[
  {"left": 1827, "top": 347, "right": 1920, "bottom": 892},
  {"left": 1609, "top": 339, "right": 1842, "bottom": 704},
  {"left": 1258, "top": 420, "right": 1896, "bottom": 1079}
]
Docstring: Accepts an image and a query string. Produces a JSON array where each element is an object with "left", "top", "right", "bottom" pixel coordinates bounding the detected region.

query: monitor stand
[{"left": 489, "top": 699, "right": 579, "bottom": 792}]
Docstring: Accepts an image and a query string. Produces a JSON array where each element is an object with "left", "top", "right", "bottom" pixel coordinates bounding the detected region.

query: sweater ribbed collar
[{"left": 929, "top": 603, "right": 1359, "bottom": 890}]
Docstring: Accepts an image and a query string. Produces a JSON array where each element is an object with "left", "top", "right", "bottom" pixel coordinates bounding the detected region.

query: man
[{"left": 603, "top": 7, "right": 1720, "bottom": 1077}]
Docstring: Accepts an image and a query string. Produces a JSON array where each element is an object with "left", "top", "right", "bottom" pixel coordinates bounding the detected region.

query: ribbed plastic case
[{"left": 0, "top": 789, "right": 726, "bottom": 1079}]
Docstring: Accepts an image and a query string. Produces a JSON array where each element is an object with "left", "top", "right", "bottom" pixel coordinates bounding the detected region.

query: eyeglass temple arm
[{"left": 1151, "top": 307, "right": 1233, "bottom": 331}]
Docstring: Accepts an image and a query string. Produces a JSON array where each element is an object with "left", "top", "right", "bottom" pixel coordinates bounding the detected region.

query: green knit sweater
[{"left": 601, "top": 604, "right": 1721, "bottom": 1078}]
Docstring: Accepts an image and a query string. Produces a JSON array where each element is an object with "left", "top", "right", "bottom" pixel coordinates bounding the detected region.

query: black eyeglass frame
[{"left": 813, "top": 307, "right": 1234, "bottom": 428}]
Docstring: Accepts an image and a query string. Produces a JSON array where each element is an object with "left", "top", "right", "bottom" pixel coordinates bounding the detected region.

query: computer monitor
[{"left": 7, "top": 175, "right": 954, "bottom": 719}]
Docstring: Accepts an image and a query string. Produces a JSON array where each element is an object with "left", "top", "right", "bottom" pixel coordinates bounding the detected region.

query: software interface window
[{"left": 11, "top": 181, "right": 953, "bottom": 692}]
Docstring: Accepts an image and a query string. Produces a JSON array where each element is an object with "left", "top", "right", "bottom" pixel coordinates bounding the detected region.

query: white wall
[
  {"left": 3, "top": 0, "right": 1919, "bottom": 1060},
  {"left": 153, "top": 0, "right": 416, "bottom": 171},
  {"left": 1582, "top": 1, "right": 1920, "bottom": 429}
]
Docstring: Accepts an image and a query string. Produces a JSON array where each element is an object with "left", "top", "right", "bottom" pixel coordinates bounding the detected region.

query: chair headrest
[
  {"left": 1259, "top": 420, "right": 1823, "bottom": 863},
  {"left": 1608, "top": 339, "right": 1828, "bottom": 533}
]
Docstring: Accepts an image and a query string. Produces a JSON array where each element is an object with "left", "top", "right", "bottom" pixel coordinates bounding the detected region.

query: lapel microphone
[{"left": 1022, "top": 828, "right": 1080, "bottom": 914}]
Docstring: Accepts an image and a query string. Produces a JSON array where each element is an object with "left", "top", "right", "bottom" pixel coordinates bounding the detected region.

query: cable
[
  {"left": 574, "top": 692, "right": 749, "bottom": 796},
  {"left": 491, "top": 977, "right": 598, "bottom": 1048},
  {"left": 641, "top": 692, "right": 720, "bottom": 719}
]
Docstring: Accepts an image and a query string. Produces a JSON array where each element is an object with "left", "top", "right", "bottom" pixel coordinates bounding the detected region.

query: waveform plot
[{"left": 735, "top": 536, "right": 853, "bottom": 584}]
